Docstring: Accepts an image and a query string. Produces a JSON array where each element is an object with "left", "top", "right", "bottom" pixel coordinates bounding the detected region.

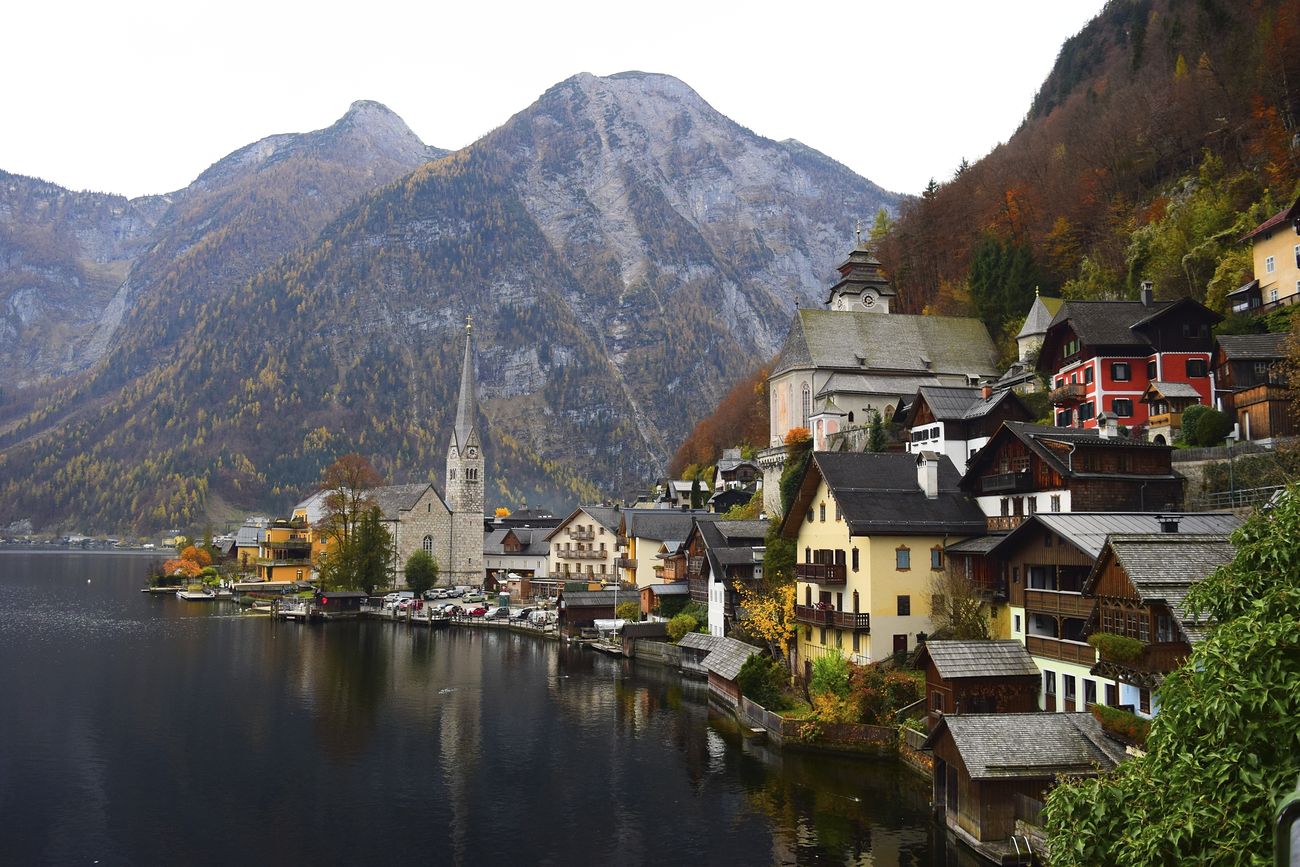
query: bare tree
[{"left": 928, "top": 569, "right": 992, "bottom": 640}]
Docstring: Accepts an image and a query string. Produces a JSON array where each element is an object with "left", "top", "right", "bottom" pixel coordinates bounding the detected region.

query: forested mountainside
[
  {"left": 0, "top": 72, "right": 897, "bottom": 534},
  {"left": 876, "top": 0, "right": 1300, "bottom": 353},
  {"left": 0, "top": 101, "right": 441, "bottom": 393}
]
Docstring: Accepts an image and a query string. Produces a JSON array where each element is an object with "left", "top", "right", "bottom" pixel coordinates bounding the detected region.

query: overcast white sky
[{"left": 4, "top": 1, "right": 1104, "bottom": 199}]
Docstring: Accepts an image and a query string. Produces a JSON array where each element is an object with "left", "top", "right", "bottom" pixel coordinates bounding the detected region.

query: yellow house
[
  {"left": 1237, "top": 196, "right": 1300, "bottom": 311},
  {"left": 781, "top": 451, "right": 987, "bottom": 678},
  {"left": 256, "top": 517, "right": 315, "bottom": 583}
]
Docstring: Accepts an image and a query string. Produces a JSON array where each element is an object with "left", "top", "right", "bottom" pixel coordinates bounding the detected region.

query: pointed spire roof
[{"left": 453, "top": 316, "right": 477, "bottom": 450}]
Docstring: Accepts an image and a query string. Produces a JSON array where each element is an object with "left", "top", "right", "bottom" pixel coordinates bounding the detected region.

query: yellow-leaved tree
[{"left": 734, "top": 578, "right": 796, "bottom": 666}]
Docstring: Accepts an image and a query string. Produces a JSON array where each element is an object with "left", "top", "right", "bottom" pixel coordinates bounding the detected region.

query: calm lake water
[{"left": 0, "top": 551, "right": 979, "bottom": 866}]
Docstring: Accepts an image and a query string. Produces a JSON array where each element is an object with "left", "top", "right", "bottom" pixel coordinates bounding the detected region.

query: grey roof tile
[
  {"left": 994, "top": 513, "right": 1241, "bottom": 559},
  {"left": 811, "top": 452, "right": 987, "bottom": 536},
  {"left": 702, "top": 637, "right": 762, "bottom": 681},
  {"left": 677, "top": 632, "right": 724, "bottom": 652},
  {"left": 925, "top": 713, "right": 1127, "bottom": 779},
  {"left": 921, "top": 640, "right": 1040, "bottom": 680},
  {"left": 1216, "top": 333, "right": 1290, "bottom": 360}
]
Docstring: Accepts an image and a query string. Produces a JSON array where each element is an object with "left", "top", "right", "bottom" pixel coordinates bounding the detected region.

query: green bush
[
  {"left": 1088, "top": 631, "right": 1146, "bottom": 663},
  {"left": 615, "top": 600, "right": 640, "bottom": 622},
  {"left": 403, "top": 550, "right": 439, "bottom": 597},
  {"left": 849, "top": 664, "right": 922, "bottom": 725},
  {"left": 1178, "top": 405, "right": 1232, "bottom": 447},
  {"left": 667, "top": 613, "right": 698, "bottom": 642},
  {"left": 1091, "top": 703, "right": 1151, "bottom": 747},
  {"left": 737, "top": 654, "right": 790, "bottom": 710},
  {"left": 810, "top": 649, "right": 851, "bottom": 699}
]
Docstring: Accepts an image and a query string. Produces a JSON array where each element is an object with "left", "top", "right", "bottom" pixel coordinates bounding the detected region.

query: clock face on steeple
[
  {"left": 862, "top": 292, "right": 877, "bottom": 309},
  {"left": 467, "top": 446, "right": 478, "bottom": 459}
]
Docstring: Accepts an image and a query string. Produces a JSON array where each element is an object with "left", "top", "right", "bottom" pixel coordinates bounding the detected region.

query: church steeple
[{"left": 452, "top": 316, "right": 478, "bottom": 454}]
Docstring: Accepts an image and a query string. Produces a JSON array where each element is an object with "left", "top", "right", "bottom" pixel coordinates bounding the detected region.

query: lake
[{"left": 0, "top": 550, "right": 978, "bottom": 866}]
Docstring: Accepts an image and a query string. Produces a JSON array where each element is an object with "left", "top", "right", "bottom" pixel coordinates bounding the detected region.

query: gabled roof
[
  {"left": 1142, "top": 380, "right": 1203, "bottom": 400},
  {"left": 484, "top": 526, "right": 550, "bottom": 557},
  {"left": 783, "top": 452, "right": 986, "bottom": 538},
  {"left": 545, "top": 506, "right": 622, "bottom": 540},
  {"left": 919, "top": 640, "right": 1040, "bottom": 680},
  {"left": 623, "top": 508, "right": 714, "bottom": 543},
  {"left": 677, "top": 632, "right": 724, "bottom": 653},
  {"left": 1084, "top": 533, "right": 1235, "bottom": 642},
  {"left": 988, "top": 512, "right": 1241, "bottom": 560},
  {"left": 771, "top": 309, "right": 999, "bottom": 378},
  {"left": 1015, "top": 293, "right": 1065, "bottom": 339},
  {"left": 1216, "top": 333, "right": 1290, "bottom": 361},
  {"left": 1038, "top": 298, "right": 1221, "bottom": 370},
  {"left": 960, "top": 421, "right": 1178, "bottom": 487},
  {"left": 1241, "top": 196, "right": 1300, "bottom": 241},
  {"left": 559, "top": 590, "right": 621, "bottom": 608},
  {"left": 643, "top": 583, "right": 690, "bottom": 596},
  {"left": 695, "top": 519, "right": 767, "bottom": 576},
  {"left": 923, "top": 713, "right": 1126, "bottom": 779},
  {"left": 372, "top": 484, "right": 441, "bottom": 519},
  {"left": 902, "top": 386, "right": 1028, "bottom": 428},
  {"left": 235, "top": 525, "right": 265, "bottom": 547},
  {"left": 943, "top": 533, "right": 1007, "bottom": 554},
  {"left": 702, "top": 637, "right": 763, "bottom": 681}
]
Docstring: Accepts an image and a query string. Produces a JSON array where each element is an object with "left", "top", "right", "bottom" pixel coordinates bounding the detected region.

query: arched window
[
  {"left": 423, "top": 536, "right": 433, "bottom": 556},
  {"left": 449, "top": 469, "right": 457, "bottom": 481},
  {"left": 801, "top": 384, "right": 812, "bottom": 428}
]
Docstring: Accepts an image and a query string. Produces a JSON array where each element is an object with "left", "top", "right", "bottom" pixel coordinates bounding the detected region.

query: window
[
  {"left": 1000, "top": 498, "right": 1010, "bottom": 517},
  {"left": 1139, "top": 687, "right": 1151, "bottom": 714},
  {"left": 1084, "top": 366, "right": 1094, "bottom": 384},
  {"left": 1294, "top": 244, "right": 1299, "bottom": 268},
  {"left": 930, "top": 547, "right": 943, "bottom": 570},
  {"left": 819, "top": 627, "right": 827, "bottom": 645},
  {"left": 806, "top": 509, "right": 813, "bottom": 524},
  {"left": 1056, "top": 409, "right": 1073, "bottom": 427},
  {"left": 1078, "top": 401, "right": 1095, "bottom": 422},
  {"left": 1044, "top": 532, "right": 1053, "bottom": 548},
  {"left": 1051, "top": 494, "right": 1062, "bottom": 512},
  {"left": 851, "top": 548, "right": 859, "bottom": 572},
  {"left": 1186, "top": 358, "right": 1207, "bottom": 377},
  {"left": 1044, "top": 670, "right": 1057, "bottom": 696},
  {"left": 423, "top": 535, "right": 433, "bottom": 555},
  {"left": 1063, "top": 674, "right": 1077, "bottom": 708},
  {"left": 896, "top": 547, "right": 911, "bottom": 571},
  {"left": 1111, "top": 362, "right": 1131, "bottom": 381},
  {"left": 1266, "top": 255, "right": 1276, "bottom": 273},
  {"left": 1056, "top": 377, "right": 1065, "bottom": 389},
  {"left": 852, "top": 632, "right": 860, "bottom": 652},
  {"left": 835, "top": 503, "right": 842, "bottom": 521},
  {"left": 835, "top": 629, "right": 843, "bottom": 648},
  {"left": 1113, "top": 398, "right": 1133, "bottom": 418},
  {"left": 801, "top": 384, "right": 812, "bottom": 428},
  {"left": 819, "top": 503, "right": 826, "bottom": 522},
  {"left": 1147, "top": 360, "right": 1157, "bottom": 378},
  {"left": 1084, "top": 679, "right": 1097, "bottom": 707},
  {"left": 932, "top": 690, "right": 943, "bottom": 712},
  {"left": 897, "top": 595, "right": 911, "bottom": 616},
  {"left": 1013, "top": 614, "right": 1022, "bottom": 633},
  {"left": 1027, "top": 496, "right": 1037, "bottom": 515},
  {"left": 449, "top": 469, "right": 457, "bottom": 481}
]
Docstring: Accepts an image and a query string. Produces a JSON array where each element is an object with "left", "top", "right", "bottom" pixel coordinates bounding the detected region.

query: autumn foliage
[
  {"left": 163, "top": 545, "right": 213, "bottom": 579},
  {"left": 669, "top": 363, "right": 770, "bottom": 477}
]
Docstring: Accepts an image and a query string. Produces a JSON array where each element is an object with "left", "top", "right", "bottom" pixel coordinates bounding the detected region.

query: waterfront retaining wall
[
  {"left": 737, "top": 697, "right": 896, "bottom": 755},
  {"left": 626, "top": 639, "right": 683, "bottom": 668}
]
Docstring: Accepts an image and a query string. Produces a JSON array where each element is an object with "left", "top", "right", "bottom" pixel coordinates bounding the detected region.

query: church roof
[
  {"left": 771, "top": 309, "right": 999, "bottom": 379},
  {"left": 1015, "top": 294, "right": 1064, "bottom": 339},
  {"left": 453, "top": 322, "right": 478, "bottom": 452}
]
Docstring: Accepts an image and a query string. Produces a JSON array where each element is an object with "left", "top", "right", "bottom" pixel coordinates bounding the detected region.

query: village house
[
  {"left": 984, "top": 511, "right": 1240, "bottom": 713},
  {"left": 1038, "top": 289, "right": 1220, "bottom": 431},
  {"left": 618, "top": 508, "right": 714, "bottom": 589},
  {"left": 639, "top": 582, "right": 691, "bottom": 618},
  {"left": 1231, "top": 194, "right": 1300, "bottom": 313},
  {"left": 900, "top": 385, "right": 1033, "bottom": 475},
  {"left": 484, "top": 525, "right": 550, "bottom": 588},
  {"left": 556, "top": 588, "right": 622, "bottom": 636},
  {"left": 681, "top": 518, "right": 766, "bottom": 636},
  {"left": 545, "top": 506, "right": 622, "bottom": 583},
  {"left": 923, "top": 713, "right": 1126, "bottom": 857},
  {"left": 781, "top": 451, "right": 986, "bottom": 677},
  {"left": 958, "top": 421, "right": 1185, "bottom": 528},
  {"left": 1213, "top": 332, "right": 1296, "bottom": 441},
  {"left": 657, "top": 479, "right": 712, "bottom": 509},
  {"left": 917, "top": 640, "right": 1040, "bottom": 731},
  {"left": 759, "top": 242, "right": 1000, "bottom": 515},
  {"left": 1083, "top": 530, "right": 1234, "bottom": 718},
  {"left": 255, "top": 516, "right": 315, "bottom": 583},
  {"left": 234, "top": 517, "right": 268, "bottom": 573},
  {"left": 712, "top": 447, "right": 762, "bottom": 491}
]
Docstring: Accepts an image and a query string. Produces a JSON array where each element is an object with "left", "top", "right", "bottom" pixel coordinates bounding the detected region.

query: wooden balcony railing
[
  {"left": 794, "top": 605, "right": 870, "bottom": 631},
  {"left": 557, "top": 548, "right": 606, "bottom": 560},
  {"left": 1026, "top": 635, "right": 1096, "bottom": 665},
  {"left": 613, "top": 557, "right": 638, "bottom": 570},
  {"left": 1097, "top": 640, "right": 1190, "bottom": 673},
  {"left": 986, "top": 515, "right": 1026, "bottom": 531},
  {"left": 1024, "top": 589, "right": 1095, "bottom": 618},
  {"left": 981, "top": 471, "right": 1034, "bottom": 493},
  {"left": 567, "top": 528, "right": 595, "bottom": 541},
  {"left": 794, "top": 562, "right": 846, "bottom": 585},
  {"left": 1146, "top": 411, "right": 1182, "bottom": 430},
  {"left": 794, "top": 604, "right": 833, "bottom": 626},
  {"left": 1049, "top": 383, "right": 1087, "bottom": 405}
]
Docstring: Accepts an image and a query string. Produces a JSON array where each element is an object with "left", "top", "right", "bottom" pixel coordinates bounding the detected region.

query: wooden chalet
[
  {"left": 1213, "top": 333, "right": 1296, "bottom": 441},
  {"left": 688, "top": 519, "right": 767, "bottom": 636},
  {"left": 986, "top": 511, "right": 1240, "bottom": 713},
  {"left": 1140, "top": 380, "right": 1204, "bottom": 444},
  {"left": 924, "top": 713, "right": 1126, "bottom": 855},
  {"left": 701, "top": 636, "right": 762, "bottom": 709},
  {"left": 917, "top": 640, "right": 1040, "bottom": 731},
  {"left": 1083, "top": 530, "right": 1234, "bottom": 717},
  {"left": 639, "top": 581, "right": 689, "bottom": 617},
  {"left": 556, "top": 589, "right": 621, "bottom": 636},
  {"left": 900, "top": 384, "right": 1033, "bottom": 475},
  {"left": 959, "top": 421, "right": 1185, "bottom": 529}
]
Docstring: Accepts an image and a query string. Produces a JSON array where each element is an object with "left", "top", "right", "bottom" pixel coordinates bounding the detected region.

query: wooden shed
[{"left": 917, "top": 640, "right": 1040, "bottom": 731}]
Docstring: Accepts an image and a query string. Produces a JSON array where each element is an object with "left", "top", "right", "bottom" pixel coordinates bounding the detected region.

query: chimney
[
  {"left": 1096, "top": 411, "right": 1114, "bottom": 439},
  {"left": 1158, "top": 515, "right": 1181, "bottom": 534},
  {"left": 916, "top": 452, "right": 940, "bottom": 499},
  {"left": 980, "top": 384, "right": 992, "bottom": 400},
  {"left": 1140, "top": 281, "right": 1154, "bottom": 307}
]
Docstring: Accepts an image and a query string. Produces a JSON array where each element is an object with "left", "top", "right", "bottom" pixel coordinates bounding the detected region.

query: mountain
[
  {"left": 0, "top": 72, "right": 898, "bottom": 534},
  {"left": 0, "top": 100, "right": 441, "bottom": 391},
  {"left": 875, "top": 0, "right": 1300, "bottom": 327}
]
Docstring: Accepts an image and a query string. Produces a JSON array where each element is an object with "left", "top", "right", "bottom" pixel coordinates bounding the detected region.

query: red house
[{"left": 1037, "top": 288, "right": 1221, "bottom": 432}]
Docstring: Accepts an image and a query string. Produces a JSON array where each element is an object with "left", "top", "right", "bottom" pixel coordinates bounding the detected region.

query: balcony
[
  {"left": 1024, "top": 589, "right": 1094, "bottom": 618},
  {"left": 981, "top": 471, "right": 1034, "bottom": 494},
  {"left": 567, "top": 528, "right": 595, "bottom": 541},
  {"left": 613, "top": 557, "right": 638, "bottom": 570},
  {"left": 794, "top": 605, "right": 870, "bottom": 631},
  {"left": 557, "top": 548, "right": 607, "bottom": 560},
  {"left": 986, "top": 515, "right": 1025, "bottom": 531},
  {"left": 1049, "top": 383, "right": 1087, "bottom": 405},
  {"left": 1146, "top": 411, "right": 1181, "bottom": 430},
  {"left": 794, "top": 562, "right": 846, "bottom": 585},
  {"left": 1026, "top": 634, "right": 1096, "bottom": 665},
  {"left": 1094, "top": 637, "right": 1189, "bottom": 673}
]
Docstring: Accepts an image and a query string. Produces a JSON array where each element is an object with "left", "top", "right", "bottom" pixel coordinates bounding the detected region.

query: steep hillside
[
  {"left": 0, "top": 73, "right": 898, "bottom": 534},
  {"left": 877, "top": 0, "right": 1300, "bottom": 330},
  {"left": 0, "top": 101, "right": 441, "bottom": 393}
]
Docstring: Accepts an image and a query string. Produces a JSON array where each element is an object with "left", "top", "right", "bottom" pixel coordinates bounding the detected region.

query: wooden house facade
[
  {"left": 1213, "top": 333, "right": 1296, "bottom": 441},
  {"left": 918, "top": 640, "right": 1040, "bottom": 731}
]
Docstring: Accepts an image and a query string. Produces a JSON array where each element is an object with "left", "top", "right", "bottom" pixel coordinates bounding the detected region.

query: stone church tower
[{"left": 445, "top": 319, "right": 485, "bottom": 586}]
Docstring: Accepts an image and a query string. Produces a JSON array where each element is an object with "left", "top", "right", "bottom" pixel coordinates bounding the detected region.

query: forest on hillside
[{"left": 875, "top": 0, "right": 1300, "bottom": 356}]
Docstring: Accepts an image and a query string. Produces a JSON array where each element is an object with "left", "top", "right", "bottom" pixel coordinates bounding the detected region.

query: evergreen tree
[
  {"left": 404, "top": 550, "right": 439, "bottom": 597},
  {"left": 968, "top": 234, "right": 1042, "bottom": 338},
  {"left": 867, "top": 410, "right": 886, "bottom": 453}
]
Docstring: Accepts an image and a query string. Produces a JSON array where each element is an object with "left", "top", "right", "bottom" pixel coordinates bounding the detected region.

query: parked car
[
  {"left": 484, "top": 606, "right": 510, "bottom": 620},
  {"left": 440, "top": 603, "right": 458, "bottom": 616},
  {"left": 463, "top": 592, "right": 485, "bottom": 603},
  {"left": 512, "top": 607, "right": 535, "bottom": 622},
  {"left": 446, "top": 588, "right": 463, "bottom": 598},
  {"left": 465, "top": 606, "right": 488, "bottom": 617}
]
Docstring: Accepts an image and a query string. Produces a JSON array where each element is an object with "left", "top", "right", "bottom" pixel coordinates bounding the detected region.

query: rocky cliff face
[
  {"left": 0, "top": 74, "right": 897, "bottom": 533},
  {"left": 0, "top": 101, "right": 441, "bottom": 390}
]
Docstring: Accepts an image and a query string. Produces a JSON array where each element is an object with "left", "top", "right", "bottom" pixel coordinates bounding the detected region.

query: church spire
[{"left": 453, "top": 316, "right": 477, "bottom": 452}]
